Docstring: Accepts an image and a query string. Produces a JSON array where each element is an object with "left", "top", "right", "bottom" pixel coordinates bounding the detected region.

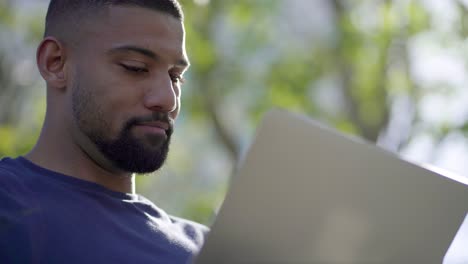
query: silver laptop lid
[{"left": 196, "top": 109, "right": 468, "bottom": 263}]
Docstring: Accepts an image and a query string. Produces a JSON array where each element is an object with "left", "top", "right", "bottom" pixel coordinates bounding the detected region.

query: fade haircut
[{"left": 44, "top": 0, "right": 184, "bottom": 39}]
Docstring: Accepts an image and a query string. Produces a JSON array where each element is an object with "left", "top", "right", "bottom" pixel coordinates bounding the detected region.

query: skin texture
[{"left": 25, "top": 6, "right": 189, "bottom": 194}]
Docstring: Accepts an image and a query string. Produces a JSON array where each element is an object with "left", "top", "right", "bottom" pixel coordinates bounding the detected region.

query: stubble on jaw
[{"left": 70, "top": 77, "right": 172, "bottom": 174}]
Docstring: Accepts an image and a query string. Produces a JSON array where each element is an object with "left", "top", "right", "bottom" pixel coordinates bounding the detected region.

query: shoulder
[
  {"left": 169, "top": 215, "right": 210, "bottom": 248},
  {"left": 0, "top": 157, "right": 39, "bottom": 220},
  {"left": 136, "top": 194, "right": 210, "bottom": 249},
  {"left": 0, "top": 157, "right": 32, "bottom": 196},
  {"left": 137, "top": 195, "right": 210, "bottom": 234},
  {"left": 0, "top": 157, "right": 26, "bottom": 190},
  {"left": 0, "top": 156, "right": 25, "bottom": 176},
  {"left": 0, "top": 157, "right": 43, "bottom": 262},
  {"left": 0, "top": 157, "right": 18, "bottom": 174},
  {"left": 170, "top": 215, "right": 210, "bottom": 234},
  {"left": 0, "top": 157, "right": 36, "bottom": 211}
]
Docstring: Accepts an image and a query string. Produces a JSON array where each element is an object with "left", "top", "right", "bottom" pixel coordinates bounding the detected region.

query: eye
[
  {"left": 170, "top": 73, "right": 185, "bottom": 85},
  {"left": 119, "top": 63, "right": 148, "bottom": 73}
]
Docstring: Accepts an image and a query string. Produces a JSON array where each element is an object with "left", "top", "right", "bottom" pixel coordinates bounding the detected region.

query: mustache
[{"left": 125, "top": 112, "right": 174, "bottom": 132}]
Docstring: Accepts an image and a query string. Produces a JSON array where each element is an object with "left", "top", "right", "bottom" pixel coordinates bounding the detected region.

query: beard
[
  {"left": 91, "top": 116, "right": 173, "bottom": 174},
  {"left": 71, "top": 80, "right": 172, "bottom": 174}
]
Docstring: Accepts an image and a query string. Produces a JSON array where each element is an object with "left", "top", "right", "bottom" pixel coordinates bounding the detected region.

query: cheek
[
  {"left": 97, "top": 91, "right": 136, "bottom": 135},
  {"left": 76, "top": 72, "right": 132, "bottom": 136},
  {"left": 75, "top": 57, "right": 149, "bottom": 133},
  {"left": 73, "top": 53, "right": 145, "bottom": 133}
]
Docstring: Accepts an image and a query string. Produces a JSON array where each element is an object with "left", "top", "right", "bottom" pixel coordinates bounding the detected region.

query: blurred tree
[
  {"left": 1, "top": 0, "right": 468, "bottom": 225},
  {"left": 179, "top": 0, "right": 432, "bottom": 158},
  {"left": 174, "top": 0, "right": 465, "bottom": 223},
  {"left": 0, "top": 0, "right": 44, "bottom": 157},
  {"left": 178, "top": 0, "right": 430, "bottom": 159}
]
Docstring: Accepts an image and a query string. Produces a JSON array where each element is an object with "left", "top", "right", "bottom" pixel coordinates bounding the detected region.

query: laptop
[{"left": 195, "top": 109, "right": 468, "bottom": 263}]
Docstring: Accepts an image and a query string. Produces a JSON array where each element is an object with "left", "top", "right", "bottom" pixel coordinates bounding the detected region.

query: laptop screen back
[{"left": 196, "top": 109, "right": 468, "bottom": 263}]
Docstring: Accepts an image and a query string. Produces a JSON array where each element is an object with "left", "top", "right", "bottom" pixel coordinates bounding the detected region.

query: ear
[{"left": 36, "top": 37, "right": 68, "bottom": 90}]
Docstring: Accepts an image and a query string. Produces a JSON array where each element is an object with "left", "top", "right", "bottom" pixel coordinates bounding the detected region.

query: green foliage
[
  {"left": 407, "top": 1, "right": 431, "bottom": 35},
  {"left": 0, "top": 125, "right": 37, "bottom": 158},
  {"left": 1, "top": 0, "right": 467, "bottom": 224},
  {"left": 182, "top": 193, "right": 222, "bottom": 224},
  {"left": 0, "top": 126, "right": 16, "bottom": 155},
  {"left": 0, "top": 1, "right": 15, "bottom": 28}
]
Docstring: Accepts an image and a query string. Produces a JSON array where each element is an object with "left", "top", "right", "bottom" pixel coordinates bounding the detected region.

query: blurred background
[{"left": 1, "top": 0, "right": 468, "bottom": 226}]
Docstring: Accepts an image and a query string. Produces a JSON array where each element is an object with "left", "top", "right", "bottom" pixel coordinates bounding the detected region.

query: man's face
[{"left": 67, "top": 6, "right": 188, "bottom": 173}]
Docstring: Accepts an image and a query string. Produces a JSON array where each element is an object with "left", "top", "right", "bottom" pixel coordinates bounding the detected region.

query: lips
[
  {"left": 134, "top": 121, "right": 170, "bottom": 136},
  {"left": 136, "top": 121, "right": 170, "bottom": 131}
]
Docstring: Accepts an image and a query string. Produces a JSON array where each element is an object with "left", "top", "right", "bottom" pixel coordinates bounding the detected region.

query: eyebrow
[{"left": 109, "top": 45, "right": 190, "bottom": 67}]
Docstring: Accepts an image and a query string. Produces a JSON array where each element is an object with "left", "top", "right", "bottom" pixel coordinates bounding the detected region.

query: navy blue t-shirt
[{"left": 0, "top": 157, "right": 208, "bottom": 264}]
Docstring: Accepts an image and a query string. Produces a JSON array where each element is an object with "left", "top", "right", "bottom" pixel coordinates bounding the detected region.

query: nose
[{"left": 143, "top": 72, "right": 178, "bottom": 113}]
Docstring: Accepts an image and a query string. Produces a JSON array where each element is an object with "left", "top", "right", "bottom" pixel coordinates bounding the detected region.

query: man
[{"left": 0, "top": 1, "right": 208, "bottom": 263}]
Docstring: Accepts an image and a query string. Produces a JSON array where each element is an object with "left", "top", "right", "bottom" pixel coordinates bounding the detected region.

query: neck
[{"left": 25, "top": 114, "right": 136, "bottom": 194}]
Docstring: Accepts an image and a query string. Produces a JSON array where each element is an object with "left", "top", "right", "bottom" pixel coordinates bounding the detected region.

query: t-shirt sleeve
[
  {"left": 0, "top": 167, "right": 43, "bottom": 263},
  {"left": 170, "top": 215, "right": 210, "bottom": 249}
]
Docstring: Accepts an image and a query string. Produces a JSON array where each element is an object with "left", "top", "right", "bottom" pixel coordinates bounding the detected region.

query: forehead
[{"left": 78, "top": 5, "right": 186, "bottom": 62}]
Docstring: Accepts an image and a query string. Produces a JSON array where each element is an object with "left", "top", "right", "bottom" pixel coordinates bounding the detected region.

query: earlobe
[{"left": 36, "top": 37, "right": 67, "bottom": 89}]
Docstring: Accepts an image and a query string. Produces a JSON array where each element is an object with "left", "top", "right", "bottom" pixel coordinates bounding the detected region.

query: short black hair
[{"left": 44, "top": 0, "right": 184, "bottom": 38}]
